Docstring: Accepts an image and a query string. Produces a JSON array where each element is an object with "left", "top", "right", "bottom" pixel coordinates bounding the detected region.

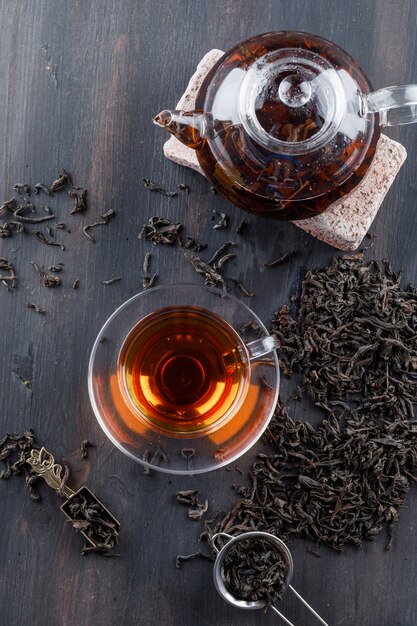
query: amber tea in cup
[{"left": 118, "top": 306, "right": 250, "bottom": 437}]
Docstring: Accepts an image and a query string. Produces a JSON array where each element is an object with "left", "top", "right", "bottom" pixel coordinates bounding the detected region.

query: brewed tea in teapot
[{"left": 155, "top": 32, "right": 417, "bottom": 220}]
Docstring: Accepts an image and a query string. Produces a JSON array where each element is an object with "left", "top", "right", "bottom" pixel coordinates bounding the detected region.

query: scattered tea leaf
[
  {"left": 184, "top": 237, "right": 207, "bottom": 252},
  {"left": 143, "top": 252, "right": 151, "bottom": 273},
  {"left": 102, "top": 277, "right": 121, "bottom": 285},
  {"left": 35, "top": 231, "right": 65, "bottom": 251},
  {"left": 264, "top": 250, "right": 295, "bottom": 267},
  {"left": 14, "top": 203, "right": 55, "bottom": 223},
  {"left": 80, "top": 440, "right": 94, "bottom": 460},
  {"left": 185, "top": 253, "right": 228, "bottom": 292},
  {"left": 177, "top": 183, "right": 190, "bottom": 193},
  {"left": 143, "top": 178, "right": 177, "bottom": 197},
  {"left": 13, "top": 183, "right": 30, "bottom": 197},
  {"left": 175, "top": 551, "right": 215, "bottom": 568},
  {"left": 34, "top": 183, "right": 50, "bottom": 195},
  {"left": 69, "top": 188, "right": 87, "bottom": 214},
  {"left": 229, "top": 278, "right": 254, "bottom": 297},
  {"left": 83, "top": 210, "right": 116, "bottom": 242},
  {"left": 72, "top": 279, "right": 79, "bottom": 289},
  {"left": 235, "top": 220, "right": 248, "bottom": 235},
  {"left": 214, "top": 253, "right": 235, "bottom": 270},
  {"left": 176, "top": 490, "right": 209, "bottom": 521},
  {"left": 142, "top": 274, "right": 157, "bottom": 290},
  {"left": 31, "top": 261, "right": 61, "bottom": 287},
  {"left": 207, "top": 241, "right": 236, "bottom": 266},
  {"left": 0, "top": 198, "right": 16, "bottom": 215},
  {"left": 27, "top": 302, "right": 46, "bottom": 314},
  {"left": 181, "top": 448, "right": 196, "bottom": 472},
  {"left": 0, "top": 257, "right": 17, "bottom": 289},
  {"left": 139, "top": 216, "right": 182, "bottom": 246},
  {"left": 0, "top": 221, "right": 24, "bottom": 237},
  {"left": 212, "top": 211, "right": 228, "bottom": 229},
  {"left": 50, "top": 168, "right": 70, "bottom": 192}
]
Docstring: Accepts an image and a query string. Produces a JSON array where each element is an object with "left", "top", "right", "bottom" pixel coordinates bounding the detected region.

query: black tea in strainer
[{"left": 212, "top": 531, "right": 330, "bottom": 626}]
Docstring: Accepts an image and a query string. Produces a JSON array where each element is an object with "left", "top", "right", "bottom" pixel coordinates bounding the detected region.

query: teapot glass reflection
[{"left": 154, "top": 31, "right": 417, "bottom": 220}]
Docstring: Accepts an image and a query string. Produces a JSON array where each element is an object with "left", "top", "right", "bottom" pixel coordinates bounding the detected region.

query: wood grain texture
[{"left": 0, "top": 1, "right": 416, "bottom": 625}]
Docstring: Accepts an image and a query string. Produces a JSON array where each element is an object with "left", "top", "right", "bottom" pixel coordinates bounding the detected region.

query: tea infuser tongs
[{"left": 212, "top": 531, "right": 330, "bottom": 626}]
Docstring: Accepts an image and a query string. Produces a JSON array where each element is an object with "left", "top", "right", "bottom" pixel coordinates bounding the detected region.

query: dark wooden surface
[{"left": 0, "top": 1, "right": 417, "bottom": 625}]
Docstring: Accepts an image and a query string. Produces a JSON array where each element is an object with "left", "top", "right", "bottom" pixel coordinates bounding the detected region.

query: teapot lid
[{"left": 198, "top": 32, "right": 377, "bottom": 203}]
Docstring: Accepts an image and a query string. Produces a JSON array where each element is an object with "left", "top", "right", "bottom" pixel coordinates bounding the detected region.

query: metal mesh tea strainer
[{"left": 212, "top": 531, "right": 330, "bottom": 626}]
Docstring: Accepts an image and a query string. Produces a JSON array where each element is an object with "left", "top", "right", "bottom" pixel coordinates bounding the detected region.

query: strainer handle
[
  {"left": 271, "top": 606, "right": 296, "bottom": 626},
  {"left": 211, "top": 532, "right": 233, "bottom": 553},
  {"left": 288, "top": 585, "right": 330, "bottom": 626}
]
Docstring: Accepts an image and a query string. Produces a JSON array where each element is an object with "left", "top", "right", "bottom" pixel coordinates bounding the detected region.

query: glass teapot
[{"left": 154, "top": 31, "right": 417, "bottom": 220}]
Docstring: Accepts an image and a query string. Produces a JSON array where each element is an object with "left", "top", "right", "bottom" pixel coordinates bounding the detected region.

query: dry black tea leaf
[
  {"left": 14, "top": 203, "right": 55, "bottom": 223},
  {"left": 27, "top": 302, "right": 46, "bottom": 314},
  {"left": 102, "top": 277, "right": 121, "bottom": 285},
  {"left": 143, "top": 178, "right": 177, "bottom": 197},
  {"left": 13, "top": 183, "right": 30, "bottom": 197},
  {"left": 213, "top": 253, "right": 235, "bottom": 270},
  {"left": 175, "top": 551, "right": 215, "bottom": 569},
  {"left": 264, "top": 250, "right": 295, "bottom": 267},
  {"left": 0, "top": 430, "right": 38, "bottom": 491},
  {"left": 80, "top": 440, "right": 94, "bottom": 460},
  {"left": 212, "top": 211, "right": 228, "bottom": 229},
  {"left": 143, "top": 252, "right": 151, "bottom": 273},
  {"left": 177, "top": 183, "right": 190, "bottom": 193},
  {"left": 184, "top": 237, "right": 207, "bottom": 252},
  {"left": 150, "top": 447, "right": 169, "bottom": 466},
  {"left": 69, "top": 188, "right": 87, "bottom": 214},
  {"left": 48, "top": 263, "right": 64, "bottom": 272},
  {"left": 139, "top": 216, "right": 183, "bottom": 246},
  {"left": 0, "top": 257, "right": 17, "bottom": 289},
  {"left": 181, "top": 448, "right": 196, "bottom": 472},
  {"left": 72, "top": 279, "right": 79, "bottom": 290},
  {"left": 35, "top": 231, "right": 65, "bottom": 251},
  {"left": 50, "top": 168, "right": 70, "bottom": 192},
  {"left": 31, "top": 262, "right": 61, "bottom": 287},
  {"left": 235, "top": 220, "right": 248, "bottom": 235},
  {"left": 0, "top": 221, "right": 24, "bottom": 237},
  {"left": 207, "top": 241, "right": 236, "bottom": 266},
  {"left": 34, "top": 183, "right": 50, "bottom": 195},
  {"left": 185, "top": 253, "right": 228, "bottom": 292},
  {"left": 0, "top": 198, "right": 16, "bottom": 215},
  {"left": 142, "top": 274, "right": 157, "bottom": 290},
  {"left": 83, "top": 210, "right": 116, "bottom": 242},
  {"left": 176, "top": 490, "right": 208, "bottom": 521},
  {"left": 229, "top": 278, "right": 254, "bottom": 297}
]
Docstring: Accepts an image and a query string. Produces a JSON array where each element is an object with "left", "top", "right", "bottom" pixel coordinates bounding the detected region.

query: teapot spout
[{"left": 153, "top": 110, "right": 206, "bottom": 149}]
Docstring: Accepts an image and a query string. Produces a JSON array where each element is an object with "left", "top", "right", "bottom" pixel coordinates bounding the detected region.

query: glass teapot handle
[{"left": 366, "top": 85, "right": 417, "bottom": 127}]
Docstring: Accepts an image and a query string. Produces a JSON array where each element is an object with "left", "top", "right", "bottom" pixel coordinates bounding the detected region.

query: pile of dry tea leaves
[{"left": 203, "top": 254, "right": 417, "bottom": 551}]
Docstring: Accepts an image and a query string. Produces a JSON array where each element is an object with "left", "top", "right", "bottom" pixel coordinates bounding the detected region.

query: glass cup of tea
[{"left": 88, "top": 284, "right": 280, "bottom": 474}]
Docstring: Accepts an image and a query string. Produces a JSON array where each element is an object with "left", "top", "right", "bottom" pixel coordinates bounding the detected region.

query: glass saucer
[{"left": 88, "top": 284, "right": 279, "bottom": 475}]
